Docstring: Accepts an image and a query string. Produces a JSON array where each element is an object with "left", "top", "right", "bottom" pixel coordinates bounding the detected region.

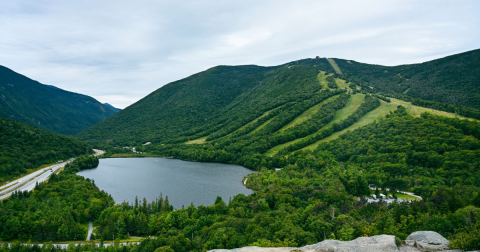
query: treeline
[
  {"left": 64, "top": 155, "right": 100, "bottom": 172},
  {"left": 313, "top": 107, "right": 480, "bottom": 194},
  {"left": 277, "top": 94, "right": 381, "bottom": 153},
  {"left": 0, "top": 155, "right": 114, "bottom": 241},
  {"left": 6, "top": 158, "right": 480, "bottom": 251},
  {"left": 326, "top": 76, "right": 338, "bottom": 89},
  {"left": 77, "top": 64, "right": 324, "bottom": 145},
  {"left": 409, "top": 97, "right": 480, "bottom": 120},
  {"left": 94, "top": 195, "right": 174, "bottom": 240},
  {"left": 239, "top": 92, "right": 348, "bottom": 154},
  {"left": 0, "top": 118, "right": 92, "bottom": 182}
]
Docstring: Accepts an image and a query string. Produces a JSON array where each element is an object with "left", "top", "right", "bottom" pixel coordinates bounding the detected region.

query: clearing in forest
[
  {"left": 226, "top": 106, "right": 282, "bottom": 137},
  {"left": 327, "top": 58, "right": 343, "bottom": 75},
  {"left": 301, "top": 97, "right": 478, "bottom": 151},
  {"left": 322, "top": 93, "right": 365, "bottom": 128},
  {"left": 250, "top": 117, "right": 275, "bottom": 134},
  {"left": 390, "top": 98, "right": 474, "bottom": 120},
  {"left": 265, "top": 94, "right": 364, "bottom": 156},
  {"left": 279, "top": 95, "right": 340, "bottom": 132},
  {"left": 185, "top": 136, "right": 208, "bottom": 145},
  {"left": 302, "top": 101, "right": 398, "bottom": 151},
  {"left": 317, "top": 71, "right": 330, "bottom": 89}
]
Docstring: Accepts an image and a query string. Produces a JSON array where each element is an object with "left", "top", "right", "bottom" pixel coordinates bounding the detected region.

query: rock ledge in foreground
[
  {"left": 209, "top": 234, "right": 398, "bottom": 252},
  {"left": 405, "top": 231, "right": 450, "bottom": 251}
]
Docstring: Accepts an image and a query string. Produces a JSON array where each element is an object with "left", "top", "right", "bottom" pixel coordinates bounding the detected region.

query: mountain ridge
[
  {"left": 77, "top": 49, "right": 480, "bottom": 145},
  {"left": 0, "top": 65, "right": 118, "bottom": 135}
]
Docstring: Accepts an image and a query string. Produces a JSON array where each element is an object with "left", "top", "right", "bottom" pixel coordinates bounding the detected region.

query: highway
[{"left": 0, "top": 149, "right": 105, "bottom": 200}]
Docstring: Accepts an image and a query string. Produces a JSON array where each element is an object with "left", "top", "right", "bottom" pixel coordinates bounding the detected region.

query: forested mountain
[
  {"left": 3, "top": 50, "right": 480, "bottom": 250},
  {"left": 77, "top": 49, "right": 480, "bottom": 145},
  {"left": 0, "top": 117, "right": 92, "bottom": 183},
  {"left": 0, "top": 65, "right": 118, "bottom": 135},
  {"left": 77, "top": 62, "right": 332, "bottom": 143},
  {"left": 103, "top": 103, "right": 121, "bottom": 113},
  {"left": 0, "top": 156, "right": 114, "bottom": 242},
  {"left": 334, "top": 49, "right": 480, "bottom": 108}
]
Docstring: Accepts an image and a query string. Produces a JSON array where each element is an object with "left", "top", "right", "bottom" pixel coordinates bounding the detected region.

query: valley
[{"left": 1, "top": 49, "right": 480, "bottom": 251}]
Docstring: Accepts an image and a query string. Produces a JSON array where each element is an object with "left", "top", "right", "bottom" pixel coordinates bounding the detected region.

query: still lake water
[{"left": 77, "top": 157, "right": 255, "bottom": 209}]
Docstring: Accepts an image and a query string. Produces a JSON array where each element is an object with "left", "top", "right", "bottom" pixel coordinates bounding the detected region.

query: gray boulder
[
  {"left": 209, "top": 234, "right": 399, "bottom": 252},
  {"left": 405, "top": 231, "right": 450, "bottom": 251}
]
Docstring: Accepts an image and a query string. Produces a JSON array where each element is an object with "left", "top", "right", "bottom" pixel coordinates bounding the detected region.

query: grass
[
  {"left": 265, "top": 94, "right": 364, "bottom": 156},
  {"left": 278, "top": 95, "right": 340, "bottom": 132},
  {"left": 322, "top": 93, "right": 365, "bottom": 128},
  {"left": 390, "top": 98, "right": 477, "bottom": 121},
  {"left": 368, "top": 190, "right": 421, "bottom": 201},
  {"left": 301, "top": 96, "right": 479, "bottom": 151},
  {"left": 185, "top": 136, "right": 208, "bottom": 145},
  {"left": 317, "top": 71, "right": 331, "bottom": 90},
  {"left": 250, "top": 117, "right": 275, "bottom": 134},
  {"left": 265, "top": 137, "right": 303, "bottom": 156},
  {"left": 302, "top": 98, "right": 393, "bottom": 151},
  {"left": 225, "top": 105, "right": 283, "bottom": 137},
  {"left": 327, "top": 58, "right": 343, "bottom": 75},
  {"left": 335, "top": 78, "right": 349, "bottom": 89},
  {"left": 397, "top": 193, "right": 421, "bottom": 201}
]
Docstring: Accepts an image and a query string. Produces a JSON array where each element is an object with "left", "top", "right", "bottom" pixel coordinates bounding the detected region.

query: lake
[{"left": 77, "top": 157, "right": 255, "bottom": 209}]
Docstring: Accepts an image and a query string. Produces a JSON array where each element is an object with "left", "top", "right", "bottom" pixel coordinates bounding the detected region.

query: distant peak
[{"left": 104, "top": 103, "right": 121, "bottom": 112}]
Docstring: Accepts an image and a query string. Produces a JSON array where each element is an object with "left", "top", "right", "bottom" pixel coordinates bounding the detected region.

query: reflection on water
[{"left": 77, "top": 157, "right": 255, "bottom": 209}]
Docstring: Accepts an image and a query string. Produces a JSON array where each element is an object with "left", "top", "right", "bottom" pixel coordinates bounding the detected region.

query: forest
[
  {"left": 0, "top": 66, "right": 117, "bottom": 136},
  {"left": 0, "top": 118, "right": 93, "bottom": 183},
  {"left": 59, "top": 107, "right": 480, "bottom": 251},
  {"left": 77, "top": 49, "right": 480, "bottom": 146},
  {"left": 2, "top": 50, "right": 480, "bottom": 251},
  {"left": 0, "top": 155, "right": 113, "bottom": 242}
]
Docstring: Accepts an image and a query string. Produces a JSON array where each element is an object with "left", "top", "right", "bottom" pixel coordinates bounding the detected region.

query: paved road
[{"left": 0, "top": 149, "right": 104, "bottom": 200}]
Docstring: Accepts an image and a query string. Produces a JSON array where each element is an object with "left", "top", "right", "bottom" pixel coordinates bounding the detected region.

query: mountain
[
  {"left": 0, "top": 65, "right": 118, "bottom": 136},
  {"left": 77, "top": 49, "right": 480, "bottom": 145},
  {"left": 103, "top": 103, "right": 122, "bottom": 113},
  {"left": 0, "top": 117, "right": 93, "bottom": 183},
  {"left": 332, "top": 48, "right": 480, "bottom": 108}
]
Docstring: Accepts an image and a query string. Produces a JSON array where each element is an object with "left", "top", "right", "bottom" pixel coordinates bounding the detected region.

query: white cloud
[{"left": 0, "top": 0, "right": 478, "bottom": 108}]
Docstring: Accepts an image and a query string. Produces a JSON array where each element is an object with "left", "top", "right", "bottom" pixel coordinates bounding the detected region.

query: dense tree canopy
[{"left": 0, "top": 118, "right": 92, "bottom": 182}]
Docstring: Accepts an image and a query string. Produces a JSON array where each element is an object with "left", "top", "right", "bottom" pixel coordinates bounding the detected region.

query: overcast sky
[{"left": 1, "top": 0, "right": 479, "bottom": 108}]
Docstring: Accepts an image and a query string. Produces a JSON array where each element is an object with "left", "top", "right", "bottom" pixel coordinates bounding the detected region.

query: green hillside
[
  {"left": 0, "top": 117, "right": 93, "bottom": 183},
  {"left": 0, "top": 66, "right": 118, "bottom": 135},
  {"left": 333, "top": 49, "right": 480, "bottom": 109},
  {"left": 4, "top": 49, "right": 480, "bottom": 250},
  {"left": 77, "top": 60, "right": 335, "bottom": 144},
  {"left": 78, "top": 49, "right": 480, "bottom": 146}
]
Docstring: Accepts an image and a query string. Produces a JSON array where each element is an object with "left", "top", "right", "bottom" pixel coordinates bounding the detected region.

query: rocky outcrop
[
  {"left": 209, "top": 231, "right": 463, "bottom": 252},
  {"left": 209, "top": 235, "right": 399, "bottom": 252},
  {"left": 405, "top": 231, "right": 450, "bottom": 251}
]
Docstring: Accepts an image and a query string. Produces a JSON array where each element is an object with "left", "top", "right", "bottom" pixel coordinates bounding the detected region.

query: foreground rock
[
  {"left": 405, "top": 231, "right": 450, "bottom": 251},
  {"left": 209, "top": 235, "right": 399, "bottom": 252},
  {"left": 208, "top": 231, "right": 472, "bottom": 252}
]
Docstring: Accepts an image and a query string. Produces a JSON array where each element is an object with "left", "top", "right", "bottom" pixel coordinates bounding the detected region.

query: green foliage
[
  {"left": 0, "top": 165, "right": 114, "bottom": 241},
  {"left": 0, "top": 118, "right": 92, "bottom": 182},
  {"left": 77, "top": 62, "right": 334, "bottom": 145},
  {"left": 326, "top": 76, "right": 338, "bottom": 89},
  {"left": 0, "top": 65, "right": 117, "bottom": 135},
  {"left": 314, "top": 107, "right": 480, "bottom": 195},
  {"left": 63, "top": 155, "right": 100, "bottom": 173},
  {"left": 334, "top": 49, "right": 480, "bottom": 109}
]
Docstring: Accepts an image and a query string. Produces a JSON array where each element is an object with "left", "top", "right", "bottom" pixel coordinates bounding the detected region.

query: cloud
[{"left": 0, "top": 0, "right": 478, "bottom": 108}]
